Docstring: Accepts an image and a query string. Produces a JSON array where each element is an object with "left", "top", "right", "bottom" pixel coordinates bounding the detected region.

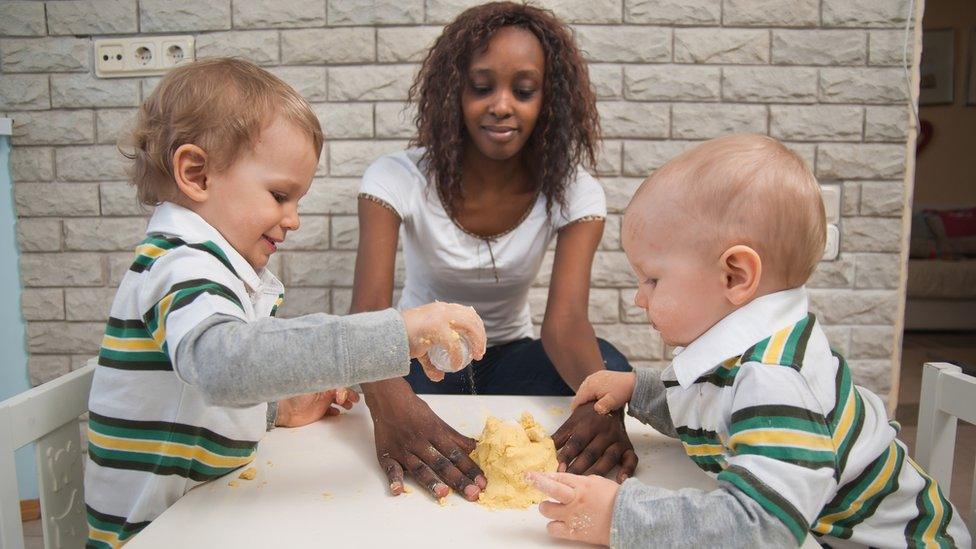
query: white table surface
[{"left": 127, "top": 395, "right": 816, "bottom": 548}]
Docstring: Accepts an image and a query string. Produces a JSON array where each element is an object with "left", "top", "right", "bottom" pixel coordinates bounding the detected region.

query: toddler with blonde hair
[
  {"left": 528, "top": 134, "right": 970, "bottom": 548},
  {"left": 85, "top": 58, "right": 486, "bottom": 548}
]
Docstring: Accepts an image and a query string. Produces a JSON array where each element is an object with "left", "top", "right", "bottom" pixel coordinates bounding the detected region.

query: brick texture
[{"left": 0, "top": 0, "right": 919, "bottom": 398}]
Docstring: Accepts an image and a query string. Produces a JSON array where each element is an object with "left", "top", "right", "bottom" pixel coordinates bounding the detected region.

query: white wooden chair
[
  {"left": 915, "top": 361, "right": 976, "bottom": 532},
  {"left": 0, "top": 359, "right": 94, "bottom": 549}
]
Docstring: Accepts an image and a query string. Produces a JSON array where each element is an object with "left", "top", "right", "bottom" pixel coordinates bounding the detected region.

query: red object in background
[{"left": 932, "top": 207, "right": 976, "bottom": 237}]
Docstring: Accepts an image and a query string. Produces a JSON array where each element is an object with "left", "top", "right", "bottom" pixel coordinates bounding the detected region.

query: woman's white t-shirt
[{"left": 359, "top": 148, "right": 607, "bottom": 345}]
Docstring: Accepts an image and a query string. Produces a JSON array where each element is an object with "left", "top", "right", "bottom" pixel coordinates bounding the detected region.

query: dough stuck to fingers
[{"left": 469, "top": 412, "right": 558, "bottom": 509}]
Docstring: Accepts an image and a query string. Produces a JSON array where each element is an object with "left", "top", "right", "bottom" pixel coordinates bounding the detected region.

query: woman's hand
[
  {"left": 275, "top": 388, "right": 359, "bottom": 428},
  {"left": 552, "top": 404, "right": 638, "bottom": 483},
  {"left": 365, "top": 379, "right": 487, "bottom": 501}
]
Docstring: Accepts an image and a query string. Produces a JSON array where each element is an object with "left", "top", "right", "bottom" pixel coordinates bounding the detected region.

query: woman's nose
[{"left": 488, "top": 90, "right": 513, "bottom": 118}]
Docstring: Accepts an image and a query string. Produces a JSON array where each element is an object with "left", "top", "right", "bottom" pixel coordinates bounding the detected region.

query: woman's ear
[
  {"left": 172, "top": 144, "right": 209, "bottom": 203},
  {"left": 720, "top": 245, "right": 762, "bottom": 306}
]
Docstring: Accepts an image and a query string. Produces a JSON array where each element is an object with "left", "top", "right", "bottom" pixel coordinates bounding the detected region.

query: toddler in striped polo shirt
[
  {"left": 84, "top": 58, "right": 486, "bottom": 548},
  {"left": 527, "top": 134, "right": 970, "bottom": 548}
]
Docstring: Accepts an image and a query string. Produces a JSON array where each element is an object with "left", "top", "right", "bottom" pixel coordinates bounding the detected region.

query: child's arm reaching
[
  {"left": 572, "top": 369, "right": 677, "bottom": 439},
  {"left": 528, "top": 471, "right": 797, "bottom": 548},
  {"left": 172, "top": 302, "right": 485, "bottom": 407},
  {"left": 274, "top": 388, "right": 360, "bottom": 428}
]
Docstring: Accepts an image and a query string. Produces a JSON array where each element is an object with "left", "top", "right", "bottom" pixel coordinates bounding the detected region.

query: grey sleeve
[
  {"left": 610, "top": 479, "right": 799, "bottom": 549},
  {"left": 173, "top": 309, "right": 410, "bottom": 407},
  {"left": 626, "top": 368, "right": 677, "bottom": 438}
]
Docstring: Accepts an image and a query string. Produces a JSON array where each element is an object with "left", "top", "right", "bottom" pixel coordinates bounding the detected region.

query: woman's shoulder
[
  {"left": 549, "top": 167, "right": 607, "bottom": 227},
  {"left": 364, "top": 147, "right": 429, "bottom": 183}
]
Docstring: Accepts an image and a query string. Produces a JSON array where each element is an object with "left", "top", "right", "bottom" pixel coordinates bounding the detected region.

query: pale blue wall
[{"left": 0, "top": 130, "right": 38, "bottom": 499}]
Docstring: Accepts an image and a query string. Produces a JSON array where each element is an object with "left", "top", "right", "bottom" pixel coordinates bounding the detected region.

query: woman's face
[{"left": 461, "top": 26, "right": 545, "bottom": 162}]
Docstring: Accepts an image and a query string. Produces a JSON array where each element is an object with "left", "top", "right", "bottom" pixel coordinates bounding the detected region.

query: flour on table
[{"left": 469, "top": 412, "right": 558, "bottom": 509}]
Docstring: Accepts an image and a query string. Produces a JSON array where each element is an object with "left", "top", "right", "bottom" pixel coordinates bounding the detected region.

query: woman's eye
[{"left": 271, "top": 192, "right": 287, "bottom": 204}]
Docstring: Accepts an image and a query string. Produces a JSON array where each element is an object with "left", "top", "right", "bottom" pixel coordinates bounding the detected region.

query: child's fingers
[
  {"left": 418, "top": 355, "right": 446, "bottom": 382},
  {"left": 569, "top": 384, "right": 597, "bottom": 410},
  {"left": 339, "top": 390, "right": 359, "bottom": 409},
  {"left": 539, "top": 471, "right": 586, "bottom": 489},
  {"left": 538, "top": 500, "right": 567, "bottom": 521},
  {"left": 380, "top": 455, "right": 405, "bottom": 496},
  {"left": 593, "top": 393, "right": 622, "bottom": 415},
  {"left": 448, "top": 307, "right": 486, "bottom": 359},
  {"left": 546, "top": 520, "right": 576, "bottom": 541},
  {"left": 334, "top": 388, "right": 347, "bottom": 404},
  {"left": 526, "top": 472, "right": 575, "bottom": 504},
  {"left": 324, "top": 406, "right": 341, "bottom": 417}
]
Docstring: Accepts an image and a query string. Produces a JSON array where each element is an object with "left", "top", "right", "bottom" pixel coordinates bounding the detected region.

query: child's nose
[
  {"left": 282, "top": 206, "right": 300, "bottom": 231},
  {"left": 634, "top": 289, "right": 648, "bottom": 309}
]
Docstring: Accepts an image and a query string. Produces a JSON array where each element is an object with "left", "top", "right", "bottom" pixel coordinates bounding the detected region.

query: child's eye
[
  {"left": 271, "top": 192, "right": 287, "bottom": 204},
  {"left": 514, "top": 88, "right": 536, "bottom": 100},
  {"left": 644, "top": 278, "right": 658, "bottom": 288},
  {"left": 470, "top": 83, "right": 491, "bottom": 95}
]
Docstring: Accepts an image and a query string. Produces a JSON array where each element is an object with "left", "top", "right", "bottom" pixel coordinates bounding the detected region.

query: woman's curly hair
[{"left": 409, "top": 1, "right": 600, "bottom": 215}]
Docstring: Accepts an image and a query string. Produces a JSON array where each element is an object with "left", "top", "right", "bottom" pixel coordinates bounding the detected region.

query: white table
[{"left": 128, "top": 395, "right": 816, "bottom": 548}]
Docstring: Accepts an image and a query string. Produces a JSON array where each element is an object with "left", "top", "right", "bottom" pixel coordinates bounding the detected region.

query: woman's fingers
[
  {"left": 442, "top": 444, "right": 486, "bottom": 492},
  {"left": 403, "top": 453, "right": 450, "bottom": 499},
  {"left": 617, "top": 449, "right": 638, "bottom": 482},
  {"left": 583, "top": 441, "right": 625, "bottom": 477},
  {"left": 417, "top": 444, "right": 480, "bottom": 501},
  {"left": 379, "top": 454, "right": 405, "bottom": 496}
]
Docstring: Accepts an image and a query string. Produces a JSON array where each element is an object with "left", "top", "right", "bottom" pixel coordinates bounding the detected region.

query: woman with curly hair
[{"left": 351, "top": 1, "right": 636, "bottom": 503}]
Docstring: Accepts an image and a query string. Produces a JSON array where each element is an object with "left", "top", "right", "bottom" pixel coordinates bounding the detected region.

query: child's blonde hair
[
  {"left": 123, "top": 57, "right": 324, "bottom": 206},
  {"left": 639, "top": 134, "right": 826, "bottom": 288}
]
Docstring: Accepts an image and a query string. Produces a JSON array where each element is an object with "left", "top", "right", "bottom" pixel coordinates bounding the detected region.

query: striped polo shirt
[
  {"left": 85, "top": 203, "right": 283, "bottom": 548},
  {"left": 644, "top": 288, "right": 968, "bottom": 548}
]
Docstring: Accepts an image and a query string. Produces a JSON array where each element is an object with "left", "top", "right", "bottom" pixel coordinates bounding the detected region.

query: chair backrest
[
  {"left": 915, "top": 361, "right": 976, "bottom": 533},
  {"left": 0, "top": 359, "right": 94, "bottom": 549}
]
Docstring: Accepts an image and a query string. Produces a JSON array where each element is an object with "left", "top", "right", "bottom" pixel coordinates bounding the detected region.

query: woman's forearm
[{"left": 541, "top": 318, "right": 605, "bottom": 391}]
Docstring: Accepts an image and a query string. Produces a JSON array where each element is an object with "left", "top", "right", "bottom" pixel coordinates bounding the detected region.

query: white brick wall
[{"left": 1, "top": 0, "right": 918, "bottom": 400}]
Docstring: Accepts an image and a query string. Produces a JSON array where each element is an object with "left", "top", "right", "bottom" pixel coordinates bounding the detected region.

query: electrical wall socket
[{"left": 95, "top": 35, "right": 194, "bottom": 78}]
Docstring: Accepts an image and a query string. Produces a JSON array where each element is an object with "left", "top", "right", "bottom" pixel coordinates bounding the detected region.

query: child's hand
[
  {"left": 571, "top": 371, "right": 637, "bottom": 415},
  {"left": 275, "top": 388, "right": 359, "bottom": 428},
  {"left": 401, "top": 301, "right": 486, "bottom": 382},
  {"left": 526, "top": 471, "right": 619, "bottom": 546}
]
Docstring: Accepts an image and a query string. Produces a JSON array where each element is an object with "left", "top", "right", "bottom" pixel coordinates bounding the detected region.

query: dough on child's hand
[{"left": 469, "top": 412, "right": 558, "bottom": 509}]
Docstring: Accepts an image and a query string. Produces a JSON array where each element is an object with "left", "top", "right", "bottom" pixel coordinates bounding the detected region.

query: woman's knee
[{"left": 596, "top": 338, "right": 632, "bottom": 372}]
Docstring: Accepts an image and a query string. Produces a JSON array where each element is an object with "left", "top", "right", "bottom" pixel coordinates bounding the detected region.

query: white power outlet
[{"left": 95, "top": 35, "right": 194, "bottom": 78}]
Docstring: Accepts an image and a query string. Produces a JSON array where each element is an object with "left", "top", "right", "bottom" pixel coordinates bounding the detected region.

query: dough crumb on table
[
  {"left": 469, "top": 412, "right": 558, "bottom": 509},
  {"left": 238, "top": 467, "right": 257, "bottom": 480}
]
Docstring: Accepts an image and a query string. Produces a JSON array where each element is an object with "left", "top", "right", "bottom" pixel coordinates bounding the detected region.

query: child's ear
[
  {"left": 720, "top": 245, "right": 762, "bottom": 306},
  {"left": 172, "top": 144, "right": 210, "bottom": 203}
]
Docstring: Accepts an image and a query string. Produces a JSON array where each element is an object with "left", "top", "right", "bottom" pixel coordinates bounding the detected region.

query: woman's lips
[
  {"left": 263, "top": 235, "right": 277, "bottom": 252},
  {"left": 481, "top": 125, "right": 518, "bottom": 143}
]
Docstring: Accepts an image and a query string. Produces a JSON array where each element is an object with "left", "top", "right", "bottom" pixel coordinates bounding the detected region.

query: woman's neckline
[{"left": 442, "top": 189, "right": 541, "bottom": 241}]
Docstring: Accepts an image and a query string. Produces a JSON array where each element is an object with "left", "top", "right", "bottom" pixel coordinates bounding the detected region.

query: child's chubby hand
[
  {"left": 400, "top": 301, "right": 487, "bottom": 382},
  {"left": 526, "top": 471, "right": 620, "bottom": 546},
  {"left": 571, "top": 371, "right": 637, "bottom": 415},
  {"left": 275, "top": 388, "right": 359, "bottom": 428}
]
